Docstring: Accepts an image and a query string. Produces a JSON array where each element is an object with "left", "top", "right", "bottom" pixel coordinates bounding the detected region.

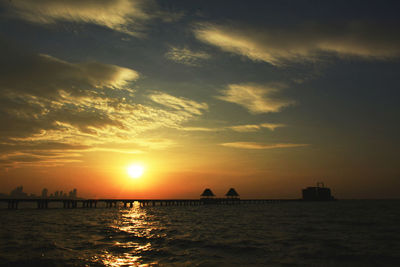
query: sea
[{"left": 0, "top": 200, "right": 399, "bottom": 266}]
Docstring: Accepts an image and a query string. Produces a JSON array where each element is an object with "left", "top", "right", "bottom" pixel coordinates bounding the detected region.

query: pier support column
[
  {"left": 37, "top": 200, "right": 48, "bottom": 209},
  {"left": 8, "top": 200, "right": 19, "bottom": 209}
]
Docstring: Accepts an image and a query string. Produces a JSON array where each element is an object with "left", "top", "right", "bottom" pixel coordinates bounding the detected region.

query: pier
[
  {"left": 0, "top": 184, "right": 335, "bottom": 209},
  {"left": 0, "top": 198, "right": 301, "bottom": 209}
]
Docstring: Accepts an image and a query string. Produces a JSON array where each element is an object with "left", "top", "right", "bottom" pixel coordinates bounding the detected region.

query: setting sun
[{"left": 127, "top": 164, "right": 145, "bottom": 179}]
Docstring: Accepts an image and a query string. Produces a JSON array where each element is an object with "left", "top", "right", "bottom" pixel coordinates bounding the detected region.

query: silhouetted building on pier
[
  {"left": 200, "top": 188, "right": 215, "bottom": 199},
  {"left": 302, "top": 182, "right": 334, "bottom": 201},
  {"left": 225, "top": 188, "right": 240, "bottom": 199}
]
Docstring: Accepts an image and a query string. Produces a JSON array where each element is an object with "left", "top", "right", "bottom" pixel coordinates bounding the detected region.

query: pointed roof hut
[
  {"left": 225, "top": 188, "right": 239, "bottom": 199},
  {"left": 200, "top": 188, "right": 215, "bottom": 199}
]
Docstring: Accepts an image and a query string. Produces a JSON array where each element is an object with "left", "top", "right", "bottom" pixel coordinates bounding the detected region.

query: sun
[{"left": 127, "top": 164, "right": 145, "bottom": 179}]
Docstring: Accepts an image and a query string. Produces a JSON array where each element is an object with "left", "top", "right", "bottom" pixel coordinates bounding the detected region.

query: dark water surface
[{"left": 1, "top": 200, "right": 399, "bottom": 266}]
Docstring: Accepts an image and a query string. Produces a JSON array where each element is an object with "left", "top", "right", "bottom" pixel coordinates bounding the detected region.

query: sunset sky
[{"left": 0, "top": 0, "right": 399, "bottom": 199}]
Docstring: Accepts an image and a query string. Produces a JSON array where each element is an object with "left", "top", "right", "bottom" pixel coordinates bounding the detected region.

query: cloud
[
  {"left": 179, "top": 127, "right": 216, "bottom": 132},
  {"left": 1, "top": 41, "right": 139, "bottom": 98},
  {"left": 229, "top": 123, "right": 285, "bottom": 132},
  {"left": 149, "top": 92, "right": 208, "bottom": 116},
  {"left": 165, "top": 46, "right": 210, "bottom": 66},
  {"left": 216, "top": 83, "right": 294, "bottom": 114},
  {"left": 0, "top": 142, "right": 88, "bottom": 167},
  {"left": 194, "top": 22, "right": 400, "bottom": 66},
  {"left": 220, "top": 142, "right": 309, "bottom": 150},
  {"left": 0, "top": 40, "right": 208, "bottom": 166},
  {"left": 176, "top": 123, "right": 285, "bottom": 132},
  {"left": 2, "top": 0, "right": 173, "bottom": 36}
]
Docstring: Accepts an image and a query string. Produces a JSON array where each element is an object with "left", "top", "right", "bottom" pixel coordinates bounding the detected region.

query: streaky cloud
[
  {"left": 220, "top": 142, "right": 309, "bottom": 150},
  {"left": 180, "top": 127, "right": 218, "bottom": 132},
  {"left": 165, "top": 46, "right": 210, "bottom": 66},
  {"left": 194, "top": 22, "right": 400, "bottom": 66},
  {"left": 1, "top": 40, "right": 139, "bottom": 98},
  {"left": 149, "top": 92, "right": 208, "bottom": 115},
  {"left": 229, "top": 123, "right": 285, "bottom": 132},
  {"left": 216, "top": 83, "right": 294, "bottom": 114},
  {"left": 2, "top": 0, "right": 172, "bottom": 36},
  {"left": 176, "top": 123, "right": 286, "bottom": 132}
]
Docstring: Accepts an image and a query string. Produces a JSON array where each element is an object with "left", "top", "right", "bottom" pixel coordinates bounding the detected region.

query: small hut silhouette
[
  {"left": 200, "top": 188, "right": 215, "bottom": 199},
  {"left": 225, "top": 188, "right": 240, "bottom": 199}
]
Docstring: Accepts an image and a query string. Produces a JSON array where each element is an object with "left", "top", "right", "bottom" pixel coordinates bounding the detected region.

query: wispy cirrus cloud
[
  {"left": 180, "top": 127, "right": 218, "bottom": 132},
  {"left": 176, "top": 122, "right": 285, "bottom": 132},
  {"left": 194, "top": 22, "right": 400, "bottom": 66},
  {"left": 229, "top": 123, "right": 285, "bottom": 132},
  {"left": 220, "top": 142, "right": 309, "bottom": 150},
  {"left": 216, "top": 83, "right": 294, "bottom": 114},
  {"left": 149, "top": 92, "right": 208, "bottom": 116},
  {"left": 2, "top": 0, "right": 177, "bottom": 36},
  {"left": 165, "top": 46, "right": 210, "bottom": 66},
  {"left": 0, "top": 141, "right": 88, "bottom": 168}
]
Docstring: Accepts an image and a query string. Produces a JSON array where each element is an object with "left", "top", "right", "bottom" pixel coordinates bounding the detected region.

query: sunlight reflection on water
[{"left": 100, "top": 203, "right": 158, "bottom": 266}]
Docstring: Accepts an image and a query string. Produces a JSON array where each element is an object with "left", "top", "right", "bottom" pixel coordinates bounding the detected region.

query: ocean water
[{"left": 0, "top": 200, "right": 399, "bottom": 266}]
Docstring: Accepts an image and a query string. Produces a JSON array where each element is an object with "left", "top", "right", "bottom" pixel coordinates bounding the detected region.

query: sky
[{"left": 0, "top": 0, "right": 399, "bottom": 199}]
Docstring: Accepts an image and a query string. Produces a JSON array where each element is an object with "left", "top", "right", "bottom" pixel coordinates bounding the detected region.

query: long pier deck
[{"left": 0, "top": 198, "right": 302, "bottom": 209}]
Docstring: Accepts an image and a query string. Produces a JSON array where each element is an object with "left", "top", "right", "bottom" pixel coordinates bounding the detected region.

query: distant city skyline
[
  {"left": 0, "top": 0, "right": 399, "bottom": 199},
  {"left": 0, "top": 186, "right": 78, "bottom": 199}
]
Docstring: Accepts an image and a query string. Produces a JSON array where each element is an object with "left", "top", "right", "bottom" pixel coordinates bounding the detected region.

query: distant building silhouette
[
  {"left": 302, "top": 182, "right": 334, "bottom": 201},
  {"left": 10, "top": 186, "right": 27, "bottom": 198},
  {"left": 72, "top": 188, "right": 77, "bottom": 198},
  {"left": 41, "top": 188, "right": 48, "bottom": 198},
  {"left": 225, "top": 188, "right": 240, "bottom": 199},
  {"left": 200, "top": 188, "right": 215, "bottom": 199}
]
